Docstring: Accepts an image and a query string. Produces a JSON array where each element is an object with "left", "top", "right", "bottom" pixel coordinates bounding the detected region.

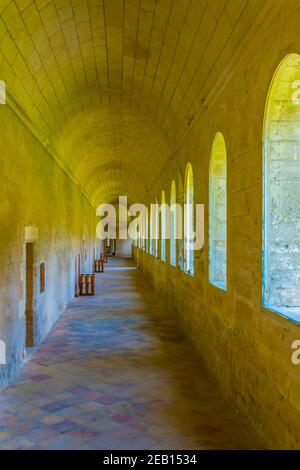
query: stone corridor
[{"left": 0, "top": 258, "right": 258, "bottom": 450}]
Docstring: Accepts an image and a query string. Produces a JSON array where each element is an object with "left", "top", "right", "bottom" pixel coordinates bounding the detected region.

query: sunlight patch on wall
[
  {"left": 263, "top": 53, "right": 300, "bottom": 322},
  {"left": 209, "top": 132, "right": 227, "bottom": 291}
]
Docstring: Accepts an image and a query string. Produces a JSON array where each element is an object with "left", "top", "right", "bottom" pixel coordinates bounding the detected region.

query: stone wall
[
  {"left": 133, "top": 5, "right": 300, "bottom": 449},
  {"left": 0, "top": 103, "right": 96, "bottom": 388}
]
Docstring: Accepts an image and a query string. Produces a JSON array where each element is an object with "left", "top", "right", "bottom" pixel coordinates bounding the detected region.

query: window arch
[
  {"left": 184, "top": 163, "right": 194, "bottom": 275},
  {"left": 263, "top": 53, "right": 300, "bottom": 321},
  {"left": 170, "top": 180, "right": 177, "bottom": 267},
  {"left": 137, "top": 214, "right": 141, "bottom": 249},
  {"left": 145, "top": 209, "right": 149, "bottom": 253},
  {"left": 154, "top": 197, "right": 159, "bottom": 257},
  {"left": 161, "top": 191, "right": 166, "bottom": 262},
  {"left": 209, "top": 132, "right": 227, "bottom": 290},
  {"left": 149, "top": 204, "right": 153, "bottom": 256},
  {"left": 178, "top": 171, "right": 184, "bottom": 270},
  {"left": 141, "top": 213, "right": 146, "bottom": 251}
]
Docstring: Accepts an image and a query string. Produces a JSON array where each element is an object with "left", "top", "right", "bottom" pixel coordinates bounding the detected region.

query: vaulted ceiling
[{"left": 0, "top": 0, "right": 266, "bottom": 206}]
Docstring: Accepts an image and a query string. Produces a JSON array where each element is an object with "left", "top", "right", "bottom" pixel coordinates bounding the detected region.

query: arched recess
[
  {"left": 178, "top": 171, "right": 185, "bottom": 270},
  {"left": 209, "top": 132, "right": 227, "bottom": 290},
  {"left": 184, "top": 163, "right": 194, "bottom": 275},
  {"left": 55, "top": 105, "right": 174, "bottom": 207},
  {"left": 161, "top": 191, "right": 166, "bottom": 262},
  {"left": 170, "top": 180, "right": 177, "bottom": 267},
  {"left": 263, "top": 53, "right": 300, "bottom": 321}
]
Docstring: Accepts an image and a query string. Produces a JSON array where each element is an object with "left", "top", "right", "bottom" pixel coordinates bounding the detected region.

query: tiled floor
[{"left": 0, "top": 257, "right": 260, "bottom": 450}]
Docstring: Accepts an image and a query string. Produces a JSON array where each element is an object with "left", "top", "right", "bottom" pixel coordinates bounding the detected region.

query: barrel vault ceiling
[{"left": 0, "top": 0, "right": 269, "bottom": 206}]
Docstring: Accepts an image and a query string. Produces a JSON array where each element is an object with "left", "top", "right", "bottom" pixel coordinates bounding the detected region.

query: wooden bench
[
  {"left": 79, "top": 274, "right": 95, "bottom": 296},
  {"left": 94, "top": 258, "right": 104, "bottom": 273}
]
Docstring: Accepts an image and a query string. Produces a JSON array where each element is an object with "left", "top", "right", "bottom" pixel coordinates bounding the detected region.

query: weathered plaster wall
[
  {"left": 0, "top": 103, "right": 96, "bottom": 388},
  {"left": 133, "top": 5, "right": 300, "bottom": 450}
]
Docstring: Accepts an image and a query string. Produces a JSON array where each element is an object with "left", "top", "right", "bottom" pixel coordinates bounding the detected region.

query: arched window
[
  {"left": 144, "top": 211, "right": 149, "bottom": 253},
  {"left": 178, "top": 171, "right": 184, "bottom": 271},
  {"left": 149, "top": 204, "right": 153, "bottom": 255},
  {"left": 161, "top": 191, "right": 166, "bottom": 262},
  {"left": 170, "top": 180, "right": 177, "bottom": 267},
  {"left": 146, "top": 224, "right": 149, "bottom": 253},
  {"left": 141, "top": 214, "right": 146, "bottom": 251},
  {"left": 209, "top": 132, "right": 227, "bottom": 290},
  {"left": 184, "top": 163, "right": 194, "bottom": 275},
  {"left": 263, "top": 54, "right": 300, "bottom": 321},
  {"left": 154, "top": 197, "right": 159, "bottom": 258},
  {"left": 137, "top": 216, "right": 141, "bottom": 249}
]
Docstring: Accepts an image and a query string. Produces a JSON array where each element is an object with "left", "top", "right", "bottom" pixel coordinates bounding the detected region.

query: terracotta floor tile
[{"left": 0, "top": 258, "right": 260, "bottom": 449}]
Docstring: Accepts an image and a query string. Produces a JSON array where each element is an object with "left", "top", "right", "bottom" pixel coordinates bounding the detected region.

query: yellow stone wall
[
  {"left": 133, "top": 5, "right": 300, "bottom": 449},
  {"left": 0, "top": 102, "right": 96, "bottom": 387},
  {"left": 1, "top": 0, "right": 300, "bottom": 450}
]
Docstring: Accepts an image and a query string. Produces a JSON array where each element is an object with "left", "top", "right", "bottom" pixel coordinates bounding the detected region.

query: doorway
[
  {"left": 25, "top": 242, "right": 34, "bottom": 347},
  {"left": 75, "top": 253, "right": 81, "bottom": 297}
]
